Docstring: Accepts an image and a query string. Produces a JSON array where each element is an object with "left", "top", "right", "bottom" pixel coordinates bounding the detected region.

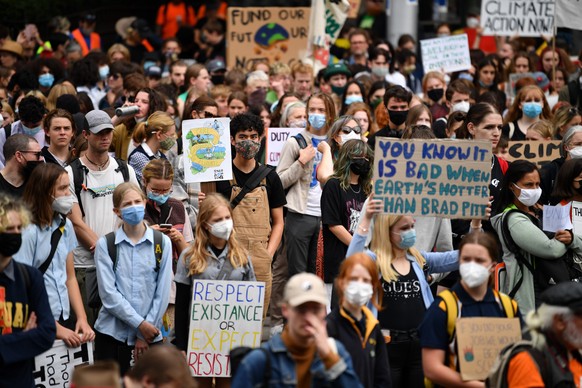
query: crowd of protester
[{"left": 1, "top": 1, "right": 582, "bottom": 387}]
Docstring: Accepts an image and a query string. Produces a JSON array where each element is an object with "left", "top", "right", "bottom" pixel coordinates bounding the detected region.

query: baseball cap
[
  {"left": 82, "top": 13, "right": 97, "bottom": 23},
  {"left": 85, "top": 110, "right": 113, "bottom": 134},
  {"left": 324, "top": 63, "right": 351, "bottom": 81},
  {"left": 284, "top": 273, "right": 328, "bottom": 307},
  {"left": 207, "top": 59, "right": 226, "bottom": 74},
  {"left": 531, "top": 72, "right": 550, "bottom": 91},
  {"left": 540, "top": 281, "right": 582, "bottom": 314},
  {"left": 146, "top": 66, "right": 162, "bottom": 79}
]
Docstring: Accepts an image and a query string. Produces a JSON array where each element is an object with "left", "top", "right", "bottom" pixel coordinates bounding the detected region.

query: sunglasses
[
  {"left": 121, "top": 95, "right": 136, "bottom": 103},
  {"left": 19, "top": 150, "right": 42, "bottom": 158},
  {"left": 341, "top": 125, "right": 362, "bottom": 134},
  {"left": 200, "top": 111, "right": 217, "bottom": 119}
]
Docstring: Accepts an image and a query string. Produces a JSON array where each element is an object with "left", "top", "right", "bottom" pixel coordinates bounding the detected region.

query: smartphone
[{"left": 159, "top": 224, "right": 172, "bottom": 229}]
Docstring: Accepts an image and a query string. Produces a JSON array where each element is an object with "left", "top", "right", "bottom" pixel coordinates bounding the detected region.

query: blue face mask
[
  {"left": 345, "top": 95, "right": 364, "bottom": 105},
  {"left": 396, "top": 229, "right": 416, "bottom": 249},
  {"left": 147, "top": 191, "right": 170, "bottom": 205},
  {"left": 479, "top": 79, "right": 494, "bottom": 88},
  {"left": 120, "top": 205, "right": 145, "bottom": 225},
  {"left": 38, "top": 73, "right": 54, "bottom": 88},
  {"left": 522, "top": 102, "right": 543, "bottom": 118},
  {"left": 99, "top": 65, "right": 109, "bottom": 81},
  {"left": 22, "top": 123, "right": 41, "bottom": 136},
  {"left": 308, "top": 113, "right": 326, "bottom": 130}
]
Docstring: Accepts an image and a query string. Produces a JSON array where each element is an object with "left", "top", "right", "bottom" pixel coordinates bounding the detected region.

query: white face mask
[
  {"left": 466, "top": 17, "right": 480, "bottom": 28},
  {"left": 569, "top": 146, "right": 582, "bottom": 159},
  {"left": 340, "top": 132, "right": 360, "bottom": 145},
  {"left": 344, "top": 281, "right": 373, "bottom": 307},
  {"left": 208, "top": 219, "right": 234, "bottom": 240},
  {"left": 52, "top": 194, "right": 75, "bottom": 215},
  {"left": 460, "top": 261, "right": 491, "bottom": 288},
  {"left": 513, "top": 183, "right": 542, "bottom": 207},
  {"left": 451, "top": 101, "right": 470, "bottom": 113}
]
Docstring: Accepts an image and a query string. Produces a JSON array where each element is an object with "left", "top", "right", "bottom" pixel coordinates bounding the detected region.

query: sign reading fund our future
[
  {"left": 373, "top": 138, "right": 491, "bottom": 219},
  {"left": 186, "top": 280, "right": 265, "bottom": 377}
]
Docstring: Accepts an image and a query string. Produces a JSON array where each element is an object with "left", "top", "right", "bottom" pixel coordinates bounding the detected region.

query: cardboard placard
[
  {"left": 34, "top": 340, "right": 94, "bottom": 387},
  {"left": 265, "top": 127, "right": 303, "bottom": 167},
  {"left": 182, "top": 118, "right": 233, "bottom": 183},
  {"left": 506, "top": 72, "right": 536, "bottom": 99},
  {"left": 480, "top": 0, "right": 555, "bottom": 37},
  {"left": 186, "top": 280, "right": 265, "bottom": 377},
  {"left": 420, "top": 34, "right": 471, "bottom": 74},
  {"left": 456, "top": 317, "right": 522, "bottom": 381},
  {"left": 505, "top": 140, "right": 561, "bottom": 168},
  {"left": 372, "top": 138, "right": 491, "bottom": 219},
  {"left": 227, "top": 7, "right": 310, "bottom": 70}
]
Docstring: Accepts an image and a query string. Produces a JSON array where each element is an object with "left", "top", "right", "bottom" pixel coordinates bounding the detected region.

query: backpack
[
  {"left": 70, "top": 158, "right": 130, "bottom": 217},
  {"left": 86, "top": 229, "right": 164, "bottom": 308},
  {"left": 294, "top": 133, "right": 308, "bottom": 149},
  {"left": 485, "top": 340, "right": 549, "bottom": 388},
  {"left": 229, "top": 346, "right": 271, "bottom": 385}
]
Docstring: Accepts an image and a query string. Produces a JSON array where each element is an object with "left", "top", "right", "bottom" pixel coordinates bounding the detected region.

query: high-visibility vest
[{"left": 71, "top": 29, "right": 101, "bottom": 56}]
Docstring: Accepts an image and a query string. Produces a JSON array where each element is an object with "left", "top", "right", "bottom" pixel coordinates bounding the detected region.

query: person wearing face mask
[
  {"left": 368, "top": 47, "right": 391, "bottom": 83},
  {"left": 0, "top": 195, "right": 57, "bottom": 388},
  {"left": 128, "top": 111, "right": 175, "bottom": 184},
  {"left": 502, "top": 85, "right": 552, "bottom": 141},
  {"left": 419, "top": 232, "right": 522, "bottom": 388},
  {"left": 174, "top": 193, "right": 255, "bottom": 388},
  {"left": 491, "top": 160, "right": 580, "bottom": 315},
  {"left": 15, "top": 164, "right": 95, "bottom": 350},
  {"left": 432, "top": 80, "right": 473, "bottom": 139},
  {"left": 321, "top": 140, "right": 372, "bottom": 306},
  {"left": 323, "top": 63, "right": 352, "bottom": 98},
  {"left": 340, "top": 81, "right": 366, "bottom": 116},
  {"left": 326, "top": 253, "right": 392, "bottom": 388},
  {"left": 422, "top": 71, "right": 448, "bottom": 121},
  {"left": 71, "top": 13, "right": 101, "bottom": 57},
  {"left": 280, "top": 101, "right": 307, "bottom": 129},
  {"left": 347, "top": 202, "right": 459, "bottom": 388},
  {"left": 0, "top": 134, "right": 44, "bottom": 197},
  {"left": 0, "top": 95, "right": 46, "bottom": 167},
  {"left": 368, "top": 85, "right": 412, "bottom": 149},
  {"left": 93, "top": 182, "right": 172, "bottom": 375}
]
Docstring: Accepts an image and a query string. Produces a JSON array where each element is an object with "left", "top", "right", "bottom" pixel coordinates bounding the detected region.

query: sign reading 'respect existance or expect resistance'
[
  {"left": 373, "top": 138, "right": 492, "bottom": 219},
  {"left": 186, "top": 280, "right": 265, "bottom": 377}
]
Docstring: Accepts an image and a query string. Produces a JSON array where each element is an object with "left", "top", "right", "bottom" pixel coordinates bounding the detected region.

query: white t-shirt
[
  {"left": 305, "top": 134, "right": 326, "bottom": 217},
  {"left": 65, "top": 157, "right": 138, "bottom": 267}
]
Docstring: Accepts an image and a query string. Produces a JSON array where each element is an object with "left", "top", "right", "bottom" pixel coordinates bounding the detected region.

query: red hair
[{"left": 335, "top": 253, "right": 383, "bottom": 310}]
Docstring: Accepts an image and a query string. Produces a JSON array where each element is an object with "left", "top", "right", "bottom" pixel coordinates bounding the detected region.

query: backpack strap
[
  {"left": 493, "top": 289, "right": 517, "bottom": 318},
  {"left": 105, "top": 232, "right": 118, "bottom": 270},
  {"left": 153, "top": 229, "right": 163, "bottom": 272},
  {"left": 294, "top": 133, "right": 308, "bottom": 149},
  {"left": 38, "top": 215, "right": 67, "bottom": 274},
  {"left": 70, "top": 158, "right": 88, "bottom": 217},
  {"left": 114, "top": 157, "right": 130, "bottom": 182},
  {"left": 438, "top": 289, "right": 460, "bottom": 341},
  {"left": 230, "top": 165, "right": 273, "bottom": 209},
  {"left": 5, "top": 123, "right": 11, "bottom": 138}
]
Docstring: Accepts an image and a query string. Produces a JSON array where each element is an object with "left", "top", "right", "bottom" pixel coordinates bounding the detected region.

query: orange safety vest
[{"left": 72, "top": 29, "right": 101, "bottom": 56}]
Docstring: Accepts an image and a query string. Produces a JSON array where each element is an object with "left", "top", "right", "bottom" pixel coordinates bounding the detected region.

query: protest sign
[
  {"left": 505, "top": 140, "right": 561, "bottom": 168},
  {"left": 186, "top": 280, "right": 265, "bottom": 377},
  {"left": 420, "top": 34, "right": 471, "bottom": 74},
  {"left": 373, "top": 138, "right": 491, "bottom": 219},
  {"left": 456, "top": 317, "right": 522, "bottom": 381},
  {"left": 227, "top": 7, "right": 310, "bottom": 70},
  {"left": 572, "top": 201, "right": 582, "bottom": 236},
  {"left": 309, "top": 0, "right": 350, "bottom": 74},
  {"left": 34, "top": 340, "right": 94, "bottom": 387},
  {"left": 182, "top": 118, "right": 232, "bottom": 183},
  {"left": 543, "top": 203, "right": 572, "bottom": 232},
  {"left": 265, "top": 127, "right": 303, "bottom": 167},
  {"left": 556, "top": 0, "right": 582, "bottom": 29},
  {"left": 480, "top": 0, "right": 555, "bottom": 37},
  {"left": 506, "top": 72, "right": 535, "bottom": 99}
]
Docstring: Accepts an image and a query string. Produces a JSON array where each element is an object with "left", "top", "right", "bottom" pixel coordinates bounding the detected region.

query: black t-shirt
[
  {"left": 378, "top": 266, "right": 425, "bottom": 331},
  {"left": 216, "top": 162, "right": 287, "bottom": 209},
  {"left": 321, "top": 178, "right": 366, "bottom": 282},
  {"left": 367, "top": 126, "right": 402, "bottom": 150},
  {"left": 502, "top": 121, "right": 526, "bottom": 141},
  {"left": 0, "top": 173, "right": 24, "bottom": 198},
  {"left": 432, "top": 117, "right": 448, "bottom": 139}
]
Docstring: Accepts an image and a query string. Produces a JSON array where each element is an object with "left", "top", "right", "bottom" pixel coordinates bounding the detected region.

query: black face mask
[
  {"left": 388, "top": 109, "right": 409, "bottom": 127},
  {"left": 350, "top": 158, "right": 371, "bottom": 176},
  {"left": 23, "top": 160, "right": 44, "bottom": 180},
  {"left": 427, "top": 88, "right": 444, "bottom": 102},
  {"left": 211, "top": 75, "right": 225, "bottom": 85},
  {"left": 0, "top": 233, "right": 22, "bottom": 257}
]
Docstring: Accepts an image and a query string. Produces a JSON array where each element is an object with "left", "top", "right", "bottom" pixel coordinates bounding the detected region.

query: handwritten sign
[
  {"left": 543, "top": 203, "right": 572, "bottom": 232},
  {"left": 507, "top": 72, "right": 536, "bottom": 98},
  {"left": 34, "top": 341, "right": 94, "bottom": 387},
  {"left": 182, "top": 118, "right": 232, "bottom": 183},
  {"left": 456, "top": 317, "right": 522, "bottom": 381},
  {"left": 373, "top": 138, "right": 491, "bottom": 219},
  {"left": 481, "top": 0, "right": 555, "bottom": 37},
  {"left": 186, "top": 280, "right": 265, "bottom": 377},
  {"left": 505, "top": 140, "right": 561, "bottom": 168},
  {"left": 420, "top": 34, "right": 471, "bottom": 74},
  {"left": 227, "top": 7, "right": 310, "bottom": 70},
  {"left": 266, "top": 127, "right": 303, "bottom": 167},
  {"left": 572, "top": 201, "right": 582, "bottom": 236}
]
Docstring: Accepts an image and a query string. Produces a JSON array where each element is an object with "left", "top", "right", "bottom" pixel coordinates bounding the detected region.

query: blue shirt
[
  {"left": 14, "top": 215, "right": 78, "bottom": 320},
  {"left": 94, "top": 226, "right": 172, "bottom": 345}
]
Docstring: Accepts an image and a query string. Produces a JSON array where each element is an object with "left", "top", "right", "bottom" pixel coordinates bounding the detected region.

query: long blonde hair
[
  {"left": 370, "top": 214, "right": 425, "bottom": 282},
  {"left": 186, "top": 193, "right": 248, "bottom": 275}
]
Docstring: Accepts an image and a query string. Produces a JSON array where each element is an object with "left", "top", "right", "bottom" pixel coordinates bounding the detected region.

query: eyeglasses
[
  {"left": 121, "top": 95, "right": 136, "bottom": 103},
  {"left": 149, "top": 187, "right": 173, "bottom": 195},
  {"left": 19, "top": 150, "right": 42, "bottom": 159},
  {"left": 108, "top": 73, "right": 121, "bottom": 80},
  {"left": 341, "top": 125, "right": 362, "bottom": 134},
  {"left": 199, "top": 111, "right": 217, "bottom": 119}
]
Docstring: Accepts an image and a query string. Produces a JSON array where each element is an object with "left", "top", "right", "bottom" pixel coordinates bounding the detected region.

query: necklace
[
  {"left": 350, "top": 184, "right": 361, "bottom": 194},
  {"left": 85, "top": 154, "right": 109, "bottom": 171}
]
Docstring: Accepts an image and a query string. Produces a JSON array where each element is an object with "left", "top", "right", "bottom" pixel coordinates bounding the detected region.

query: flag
[{"left": 555, "top": 0, "right": 582, "bottom": 29}]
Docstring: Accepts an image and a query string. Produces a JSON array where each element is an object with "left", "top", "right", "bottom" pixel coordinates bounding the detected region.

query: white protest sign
[
  {"left": 34, "top": 340, "right": 94, "bottom": 387},
  {"left": 543, "top": 203, "right": 572, "bottom": 232},
  {"left": 556, "top": 0, "right": 582, "bottom": 29},
  {"left": 186, "top": 280, "right": 265, "bottom": 377},
  {"left": 572, "top": 201, "right": 582, "bottom": 236},
  {"left": 265, "top": 127, "right": 303, "bottom": 167},
  {"left": 420, "top": 34, "right": 471, "bottom": 74},
  {"left": 182, "top": 118, "right": 233, "bottom": 183},
  {"left": 480, "top": 0, "right": 555, "bottom": 37}
]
